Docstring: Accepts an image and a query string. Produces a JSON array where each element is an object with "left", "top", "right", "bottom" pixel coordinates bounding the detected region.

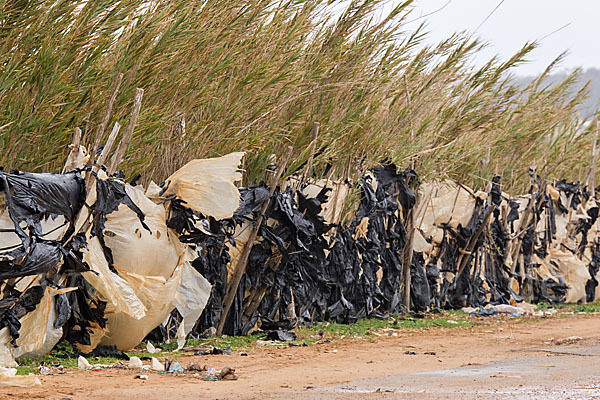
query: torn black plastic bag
[
  {"left": 263, "top": 329, "right": 297, "bottom": 341},
  {"left": 0, "top": 171, "right": 84, "bottom": 245},
  {"left": 91, "top": 179, "right": 150, "bottom": 270},
  {"left": 0, "top": 241, "right": 63, "bottom": 280},
  {"left": 410, "top": 252, "right": 430, "bottom": 312},
  {"left": 0, "top": 285, "right": 45, "bottom": 345},
  {"left": 372, "top": 163, "right": 416, "bottom": 217}
]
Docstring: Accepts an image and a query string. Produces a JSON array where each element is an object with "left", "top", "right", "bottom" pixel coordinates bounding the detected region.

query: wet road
[{"left": 276, "top": 343, "right": 600, "bottom": 399}]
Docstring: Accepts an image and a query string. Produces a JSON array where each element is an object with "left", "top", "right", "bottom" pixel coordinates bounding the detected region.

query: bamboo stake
[
  {"left": 108, "top": 88, "right": 144, "bottom": 174},
  {"left": 216, "top": 146, "right": 294, "bottom": 335},
  {"left": 72, "top": 127, "right": 82, "bottom": 148},
  {"left": 95, "top": 122, "right": 120, "bottom": 171},
  {"left": 586, "top": 124, "right": 599, "bottom": 200},
  {"left": 401, "top": 203, "right": 415, "bottom": 309},
  {"left": 62, "top": 127, "right": 82, "bottom": 173},
  {"left": 64, "top": 122, "right": 121, "bottom": 245},
  {"left": 301, "top": 122, "right": 320, "bottom": 184},
  {"left": 87, "top": 73, "right": 123, "bottom": 166}
]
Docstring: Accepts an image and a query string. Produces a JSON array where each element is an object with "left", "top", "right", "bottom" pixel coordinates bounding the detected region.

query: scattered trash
[
  {"left": 263, "top": 329, "right": 297, "bottom": 342},
  {"left": 78, "top": 356, "right": 92, "bottom": 370},
  {"left": 85, "top": 345, "right": 130, "bottom": 360},
  {"left": 495, "top": 305, "right": 525, "bottom": 315},
  {"left": 212, "top": 347, "right": 232, "bottom": 355},
  {"left": 256, "top": 341, "right": 288, "bottom": 347},
  {"left": 135, "top": 375, "right": 148, "bottom": 380},
  {"left": 195, "top": 346, "right": 231, "bottom": 356},
  {"left": 187, "top": 362, "right": 207, "bottom": 372},
  {"left": 218, "top": 366, "right": 239, "bottom": 380},
  {"left": 0, "top": 367, "right": 41, "bottom": 387},
  {"left": 167, "top": 362, "right": 184, "bottom": 373},
  {"left": 128, "top": 357, "right": 143, "bottom": 369},
  {"left": 468, "top": 306, "right": 498, "bottom": 317},
  {"left": 202, "top": 327, "right": 217, "bottom": 338},
  {"left": 37, "top": 363, "right": 66, "bottom": 376},
  {"left": 555, "top": 336, "right": 583, "bottom": 345},
  {"left": 181, "top": 345, "right": 214, "bottom": 353},
  {"left": 151, "top": 357, "right": 164, "bottom": 372},
  {"left": 146, "top": 342, "right": 158, "bottom": 354}
]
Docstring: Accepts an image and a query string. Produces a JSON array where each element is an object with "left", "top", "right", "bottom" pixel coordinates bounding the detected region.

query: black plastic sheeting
[
  {"left": 2, "top": 163, "right": 600, "bottom": 353},
  {"left": 177, "top": 168, "right": 600, "bottom": 338},
  {"left": 0, "top": 170, "right": 149, "bottom": 347}
]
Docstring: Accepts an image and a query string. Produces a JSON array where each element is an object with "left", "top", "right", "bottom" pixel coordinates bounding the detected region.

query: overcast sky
[{"left": 398, "top": 0, "right": 600, "bottom": 76}]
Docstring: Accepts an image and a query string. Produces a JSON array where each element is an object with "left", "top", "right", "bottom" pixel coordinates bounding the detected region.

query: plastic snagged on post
[
  {"left": 161, "top": 152, "right": 245, "bottom": 220},
  {"left": 3, "top": 148, "right": 600, "bottom": 362},
  {"left": 0, "top": 153, "right": 249, "bottom": 361}
]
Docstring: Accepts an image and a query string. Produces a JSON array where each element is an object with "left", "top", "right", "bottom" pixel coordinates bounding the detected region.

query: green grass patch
[
  {"left": 573, "top": 303, "right": 600, "bottom": 313},
  {"left": 15, "top": 365, "right": 38, "bottom": 376},
  {"left": 184, "top": 332, "right": 267, "bottom": 351},
  {"left": 298, "top": 313, "right": 474, "bottom": 340},
  {"left": 19, "top": 304, "right": 600, "bottom": 375}
]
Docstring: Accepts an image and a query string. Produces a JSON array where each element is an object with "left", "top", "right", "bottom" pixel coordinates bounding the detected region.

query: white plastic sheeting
[
  {"left": 420, "top": 180, "right": 477, "bottom": 244},
  {"left": 79, "top": 152, "right": 245, "bottom": 350}
]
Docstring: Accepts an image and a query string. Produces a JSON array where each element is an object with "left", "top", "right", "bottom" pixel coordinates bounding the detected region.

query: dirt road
[{"left": 3, "top": 314, "right": 600, "bottom": 399}]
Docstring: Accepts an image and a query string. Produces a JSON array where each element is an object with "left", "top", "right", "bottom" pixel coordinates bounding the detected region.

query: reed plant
[{"left": 0, "top": 0, "right": 595, "bottom": 192}]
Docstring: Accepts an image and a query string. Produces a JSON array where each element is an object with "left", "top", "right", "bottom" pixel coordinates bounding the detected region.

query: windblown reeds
[{"left": 0, "top": 0, "right": 595, "bottom": 192}]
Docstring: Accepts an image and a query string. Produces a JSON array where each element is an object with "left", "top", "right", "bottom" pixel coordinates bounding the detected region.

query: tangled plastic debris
[{"left": 1, "top": 139, "right": 600, "bottom": 374}]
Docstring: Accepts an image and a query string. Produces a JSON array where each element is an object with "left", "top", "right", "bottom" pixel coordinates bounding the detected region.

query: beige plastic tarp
[
  {"left": 302, "top": 180, "right": 349, "bottom": 225},
  {"left": 419, "top": 180, "right": 477, "bottom": 244},
  {"left": 162, "top": 152, "right": 245, "bottom": 220},
  {"left": 174, "top": 257, "right": 212, "bottom": 350}
]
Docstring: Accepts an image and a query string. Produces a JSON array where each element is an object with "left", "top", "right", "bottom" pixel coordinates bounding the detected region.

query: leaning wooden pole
[
  {"left": 87, "top": 72, "right": 123, "bottom": 166},
  {"left": 401, "top": 198, "right": 416, "bottom": 309},
  {"left": 64, "top": 122, "right": 121, "bottom": 244},
  {"left": 216, "top": 146, "right": 294, "bottom": 335},
  {"left": 108, "top": 88, "right": 144, "bottom": 174},
  {"left": 301, "top": 122, "right": 320, "bottom": 184},
  {"left": 61, "top": 127, "right": 82, "bottom": 174},
  {"left": 586, "top": 123, "right": 599, "bottom": 200}
]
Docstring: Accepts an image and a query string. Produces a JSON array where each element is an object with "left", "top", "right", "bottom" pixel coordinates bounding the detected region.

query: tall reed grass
[{"left": 0, "top": 0, "right": 595, "bottom": 192}]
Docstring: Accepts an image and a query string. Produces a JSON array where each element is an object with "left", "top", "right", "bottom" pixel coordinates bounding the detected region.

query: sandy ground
[{"left": 3, "top": 314, "right": 600, "bottom": 399}]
